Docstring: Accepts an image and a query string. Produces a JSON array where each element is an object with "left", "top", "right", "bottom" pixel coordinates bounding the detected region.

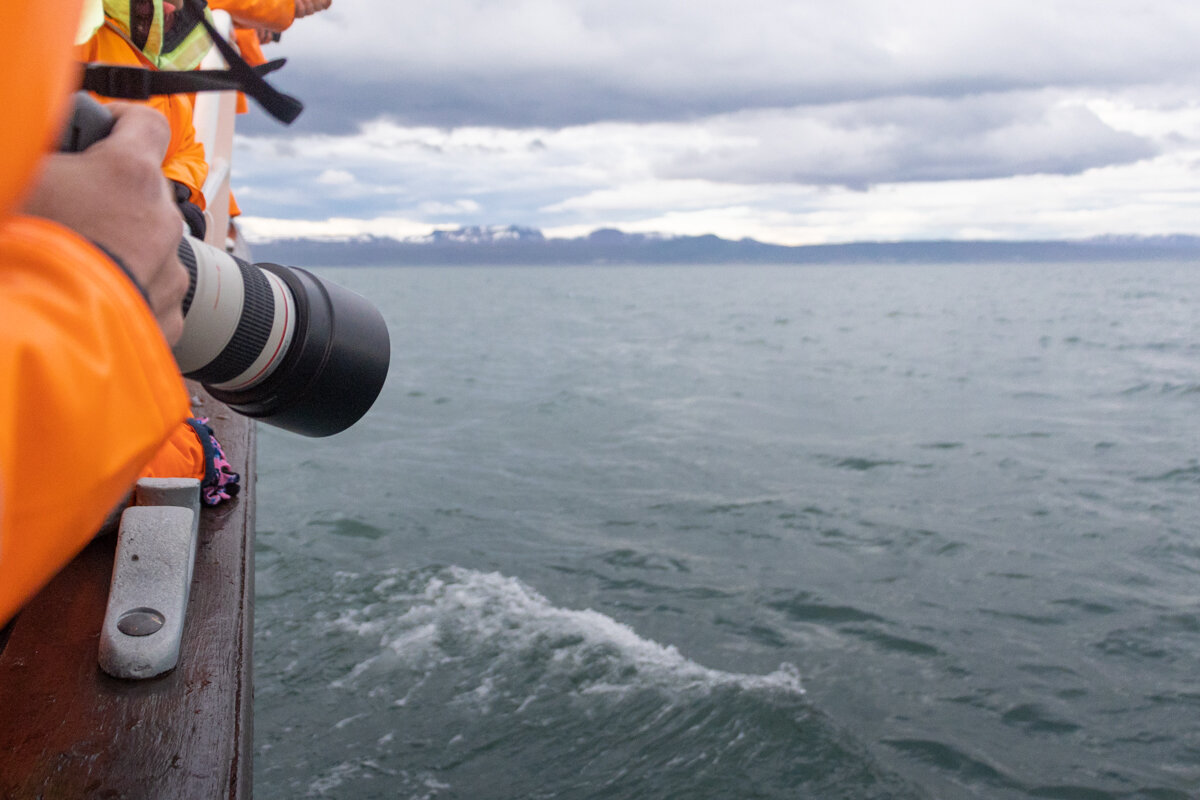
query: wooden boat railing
[{"left": 0, "top": 12, "right": 257, "bottom": 798}]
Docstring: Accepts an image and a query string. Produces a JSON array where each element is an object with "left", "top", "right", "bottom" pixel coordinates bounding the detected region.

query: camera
[{"left": 64, "top": 94, "right": 390, "bottom": 437}]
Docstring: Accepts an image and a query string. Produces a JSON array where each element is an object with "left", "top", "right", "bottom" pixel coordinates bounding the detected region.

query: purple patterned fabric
[{"left": 190, "top": 417, "right": 241, "bottom": 506}]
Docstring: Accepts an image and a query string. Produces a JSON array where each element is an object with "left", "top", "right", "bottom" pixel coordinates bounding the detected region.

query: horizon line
[{"left": 241, "top": 225, "right": 1200, "bottom": 248}]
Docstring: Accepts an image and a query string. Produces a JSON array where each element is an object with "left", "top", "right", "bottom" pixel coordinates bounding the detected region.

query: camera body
[{"left": 66, "top": 94, "right": 390, "bottom": 437}]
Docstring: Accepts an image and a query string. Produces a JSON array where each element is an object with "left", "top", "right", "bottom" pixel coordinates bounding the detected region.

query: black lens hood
[{"left": 206, "top": 265, "right": 391, "bottom": 437}]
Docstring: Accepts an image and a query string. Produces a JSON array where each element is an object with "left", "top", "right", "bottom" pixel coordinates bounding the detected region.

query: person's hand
[
  {"left": 294, "top": 0, "right": 331, "bottom": 19},
  {"left": 23, "top": 104, "right": 190, "bottom": 345}
]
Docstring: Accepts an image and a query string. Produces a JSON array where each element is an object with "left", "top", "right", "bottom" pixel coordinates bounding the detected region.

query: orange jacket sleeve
[
  {"left": 158, "top": 92, "right": 208, "bottom": 208},
  {"left": 79, "top": 25, "right": 209, "bottom": 208},
  {"left": 233, "top": 26, "right": 269, "bottom": 68},
  {"left": 0, "top": 1, "right": 80, "bottom": 220},
  {"left": 0, "top": 217, "right": 190, "bottom": 627},
  {"left": 140, "top": 421, "right": 207, "bottom": 482},
  {"left": 209, "top": 0, "right": 295, "bottom": 33}
]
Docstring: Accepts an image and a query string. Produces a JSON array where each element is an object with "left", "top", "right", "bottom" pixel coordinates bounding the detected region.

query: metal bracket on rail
[{"left": 98, "top": 478, "right": 202, "bottom": 680}]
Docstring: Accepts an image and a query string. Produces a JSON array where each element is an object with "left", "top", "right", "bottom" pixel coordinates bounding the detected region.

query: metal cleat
[{"left": 98, "top": 478, "right": 202, "bottom": 679}]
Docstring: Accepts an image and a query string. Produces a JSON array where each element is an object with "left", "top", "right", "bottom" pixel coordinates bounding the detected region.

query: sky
[{"left": 228, "top": 0, "right": 1200, "bottom": 246}]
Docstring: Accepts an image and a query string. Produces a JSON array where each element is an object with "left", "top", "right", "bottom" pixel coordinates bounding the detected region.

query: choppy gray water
[{"left": 253, "top": 262, "right": 1200, "bottom": 799}]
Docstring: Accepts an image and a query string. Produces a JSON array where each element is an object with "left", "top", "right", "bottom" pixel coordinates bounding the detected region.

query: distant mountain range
[{"left": 250, "top": 225, "right": 1200, "bottom": 266}]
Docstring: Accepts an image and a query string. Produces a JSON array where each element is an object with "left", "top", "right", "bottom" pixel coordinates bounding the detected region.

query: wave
[
  {"left": 271, "top": 566, "right": 917, "bottom": 800},
  {"left": 328, "top": 566, "right": 803, "bottom": 699}
]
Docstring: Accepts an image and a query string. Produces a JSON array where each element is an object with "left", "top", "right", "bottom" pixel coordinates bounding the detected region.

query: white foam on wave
[{"left": 327, "top": 566, "right": 803, "bottom": 701}]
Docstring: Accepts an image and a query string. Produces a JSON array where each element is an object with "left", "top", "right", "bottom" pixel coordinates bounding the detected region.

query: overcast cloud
[{"left": 230, "top": 1, "right": 1200, "bottom": 245}]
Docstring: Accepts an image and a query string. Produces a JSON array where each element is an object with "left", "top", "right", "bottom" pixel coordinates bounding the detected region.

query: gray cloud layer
[
  {"left": 229, "top": 1, "right": 1200, "bottom": 243},
  {"left": 258, "top": 1, "right": 1200, "bottom": 131},
  {"left": 657, "top": 95, "right": 1158, "bottom": 188}
]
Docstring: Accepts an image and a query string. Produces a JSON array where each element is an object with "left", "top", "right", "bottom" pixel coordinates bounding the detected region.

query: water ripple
[{"left": 767, "top": 592, "right": 887, "bottom": 625}]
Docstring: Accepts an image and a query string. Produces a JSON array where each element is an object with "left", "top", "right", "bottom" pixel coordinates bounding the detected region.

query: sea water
[{"left": 252, "top": 262, "right": 1200, "bottom": 799}]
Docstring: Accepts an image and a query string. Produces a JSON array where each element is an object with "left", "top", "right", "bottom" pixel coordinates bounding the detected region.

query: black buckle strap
[
  {"left": 82, "top": 60, "right": 287, "bottom": 100},
  {"left": 82, "top": 64, "right": 156, "bottom": 99},
  {"left": 184, "top": 0, "right": 303, "bottom": 124}
]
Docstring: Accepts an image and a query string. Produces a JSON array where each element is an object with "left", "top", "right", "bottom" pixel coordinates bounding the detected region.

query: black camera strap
[
  {"left": 82, "top": 60, "right": 285, "bottom": 100},
  {"left": 183, "top": 0, "right": 303, "bottom": 124},
  {"left": 81, "top": 0, "right": 303, "bottom": 125}
]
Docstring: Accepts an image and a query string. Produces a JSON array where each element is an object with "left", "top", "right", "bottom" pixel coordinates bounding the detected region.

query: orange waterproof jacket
[
  {"left": 0, "top": 2, "right": 81, "bottom": 220},
  {"left": 140, "top": 421, "right": 206, "bottom": 482},
  {"left": 0, "top": 217, "right": 190, "bottom": 627},
  {"left": 209, "top": 0, "right": 295, "bottom": 33},
  {"left": 233, "top": 26, "right": 268, "bottom": 67},
  {"left": 79, "top": 22, "right": 209, "bottom": 207}
]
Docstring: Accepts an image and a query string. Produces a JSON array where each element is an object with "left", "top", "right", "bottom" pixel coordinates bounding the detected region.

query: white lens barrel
[
  {"left": 208, "top": 269, "right": 296, "bottom": 391},
  {"left": 173, "top": 237, "right": 297, "bottom": 390}
]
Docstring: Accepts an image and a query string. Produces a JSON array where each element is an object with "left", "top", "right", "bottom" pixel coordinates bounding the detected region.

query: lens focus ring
[
  {"left": 185, "top": 257, "right": 276, "bottom": 386},
  {"left": 179, "top": 237, "right": 198, "bottom": 316}
]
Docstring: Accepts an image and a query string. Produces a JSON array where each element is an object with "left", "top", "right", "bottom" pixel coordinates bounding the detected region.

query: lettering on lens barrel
[{"left": 173, "top": 236, "right": 390, "bottom": 437}]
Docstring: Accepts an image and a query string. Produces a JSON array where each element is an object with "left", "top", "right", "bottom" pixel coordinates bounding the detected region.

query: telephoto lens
[{"left": 174, "top": 236, "right": 390, "bottom": 436}]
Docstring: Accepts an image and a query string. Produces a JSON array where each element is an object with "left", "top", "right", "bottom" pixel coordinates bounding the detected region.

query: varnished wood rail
[{"left": 0, "top": 387, "right": 256, "bottom": 799}]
